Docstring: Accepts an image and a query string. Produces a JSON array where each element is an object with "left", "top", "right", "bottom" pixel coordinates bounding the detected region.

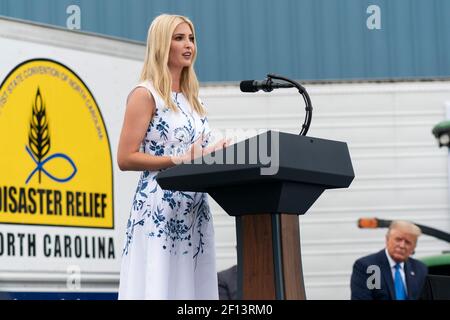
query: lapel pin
[{"left": 410, "top": 271, "right": 415, "bottom": 276}]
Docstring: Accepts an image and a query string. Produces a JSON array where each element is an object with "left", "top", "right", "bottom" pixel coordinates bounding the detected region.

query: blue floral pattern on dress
[{"left": 122, "top": 86, "right": 212, "bottom": 265}]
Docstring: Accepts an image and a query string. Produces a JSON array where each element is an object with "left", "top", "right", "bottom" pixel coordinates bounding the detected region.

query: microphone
[
  {"left": 240, "top": 79, "right": 294, "bottom": 92},
  {"left": 239, "top": 73, "right": 313, "bottom": 135}
]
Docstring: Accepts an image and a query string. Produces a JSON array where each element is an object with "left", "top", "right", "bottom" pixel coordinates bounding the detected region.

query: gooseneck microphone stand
[{"left": 265, "top": 73, "right": 313, "bottom": 136}]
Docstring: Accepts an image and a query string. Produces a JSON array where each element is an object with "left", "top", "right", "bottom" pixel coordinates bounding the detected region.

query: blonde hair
[
  {"left": 140, "top": 14, "right": 205, "bottom": 116},
  {"left": 387, "top": 220, "right": 422, "bottom": 238}
]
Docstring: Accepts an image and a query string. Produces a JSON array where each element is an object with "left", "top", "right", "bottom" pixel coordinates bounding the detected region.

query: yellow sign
[{"left": 0, "top": 59, "right": 113, "bottom": 228}]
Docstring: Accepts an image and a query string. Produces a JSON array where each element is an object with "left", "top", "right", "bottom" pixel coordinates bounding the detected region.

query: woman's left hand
[{"left": 202, "top": 138, "right": 232, "bottom": 156}]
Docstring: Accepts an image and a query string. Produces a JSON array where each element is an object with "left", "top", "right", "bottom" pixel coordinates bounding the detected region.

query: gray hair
[{"left": 387, "top": 220, "right": 422, "bottom": 238}]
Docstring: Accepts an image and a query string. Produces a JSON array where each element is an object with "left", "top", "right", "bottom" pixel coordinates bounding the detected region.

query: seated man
[{"left": 350, "top": 220, "right": 428, "bottom": 300}]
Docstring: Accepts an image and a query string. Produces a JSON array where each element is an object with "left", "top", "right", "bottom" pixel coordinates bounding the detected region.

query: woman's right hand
[
  {"left": 171, "top": 135, "right": 232, "bottom": 165},
  {"left": 171, "top": 136, "right": 204, "bottom": 165}
]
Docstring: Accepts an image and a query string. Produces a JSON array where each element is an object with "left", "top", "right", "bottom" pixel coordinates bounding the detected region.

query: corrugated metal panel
[{"left": 1, "top": 1, "right": 449, "bottom": 84}]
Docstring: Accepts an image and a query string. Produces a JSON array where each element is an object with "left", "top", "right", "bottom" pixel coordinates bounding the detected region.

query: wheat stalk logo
[
  {"left": 28, "top": 88, "right": 50, "bottom": 183},
  {"left": 25, "top": 87, "right": 77, "bottom": 184}
]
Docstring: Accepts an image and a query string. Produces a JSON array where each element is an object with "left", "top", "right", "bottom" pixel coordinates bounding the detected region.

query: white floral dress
[{"left": 118, "top": 81, "right": 218, "bottom": 300}]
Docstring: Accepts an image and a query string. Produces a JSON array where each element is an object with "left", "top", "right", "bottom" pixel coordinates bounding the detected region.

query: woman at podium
[{"left": 116, "top": 13, "right": 227, "bottom": 299}]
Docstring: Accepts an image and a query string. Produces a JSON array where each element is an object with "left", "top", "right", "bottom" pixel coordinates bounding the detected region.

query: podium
[{"left": 156, "top": 131, "right": 354, "bottom": 299}]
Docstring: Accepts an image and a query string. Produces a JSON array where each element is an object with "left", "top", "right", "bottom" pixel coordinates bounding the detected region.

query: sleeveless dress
[{"left": 118, "top": 81, "right": 218, "bottom": 300}]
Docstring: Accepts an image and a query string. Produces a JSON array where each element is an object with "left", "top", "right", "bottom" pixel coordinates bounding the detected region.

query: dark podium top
[{"left": 157, "top": 131, "right": 354, "bottom": 216}]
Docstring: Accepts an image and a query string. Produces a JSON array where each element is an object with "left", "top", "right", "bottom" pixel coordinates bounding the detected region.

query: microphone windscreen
[{"left": 239, "top": 80, "right": 257, "bottom": 92}]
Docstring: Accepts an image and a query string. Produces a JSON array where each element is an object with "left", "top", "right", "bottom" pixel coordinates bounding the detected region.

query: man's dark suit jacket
[
  {"left": 218, "top": 265, "right": 238, "bottom": 300},
  {"left": 350, "top": 249, "right": 428, "bottom": 300}
]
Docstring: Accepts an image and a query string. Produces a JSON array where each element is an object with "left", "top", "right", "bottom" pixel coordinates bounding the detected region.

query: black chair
[{"left": 420, "top": 274, "right": 450, "bottom": 300}]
